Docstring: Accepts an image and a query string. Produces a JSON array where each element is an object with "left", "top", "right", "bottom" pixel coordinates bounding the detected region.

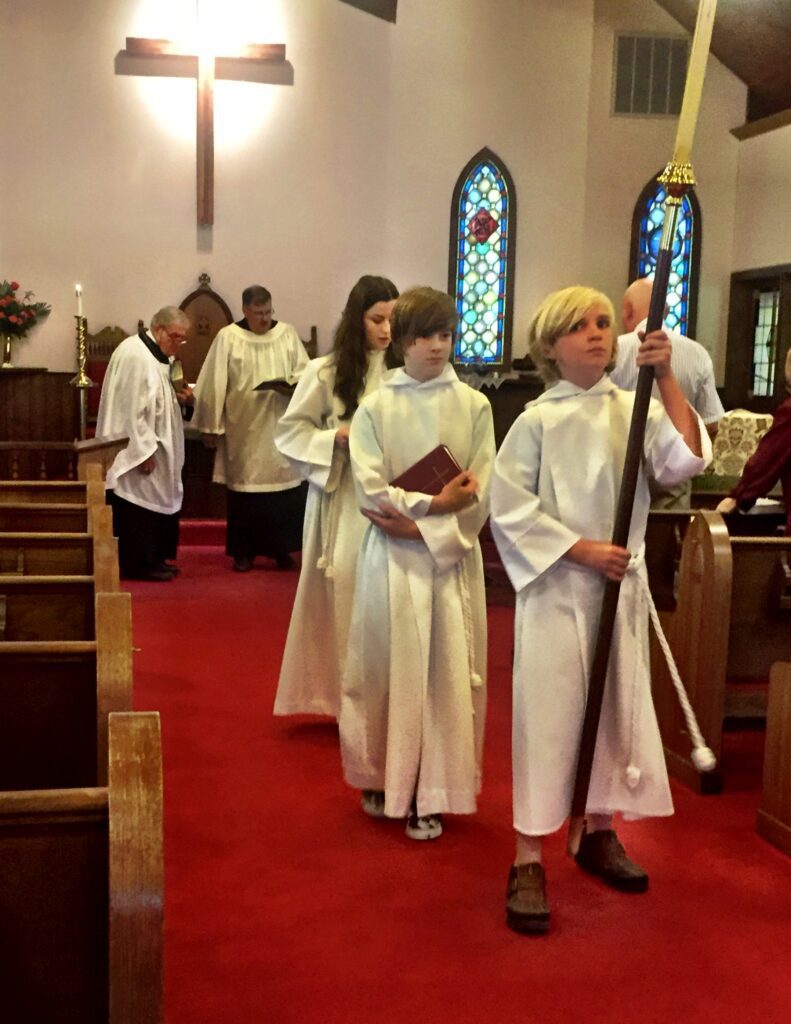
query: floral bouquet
[{"left": 0, "top": 279, "right": 51, "bottom": 338}]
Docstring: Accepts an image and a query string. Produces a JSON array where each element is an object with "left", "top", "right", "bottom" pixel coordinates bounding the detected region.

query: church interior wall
[
  {"left": 732, "top": 125, "right": 791, "bottom": 274},
  {"left": 583, "top": 0, "right": 746, "bottom": 383},
  {"left": 0, "top": 0, "right": 755, "bottom": 382}
]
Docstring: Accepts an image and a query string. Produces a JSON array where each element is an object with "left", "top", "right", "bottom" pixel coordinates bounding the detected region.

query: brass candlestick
[{"left": 70, "top": 315, "right": 95, "bottom": 440}]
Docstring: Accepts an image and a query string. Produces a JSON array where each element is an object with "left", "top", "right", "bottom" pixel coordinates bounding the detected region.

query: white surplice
[
  {"left": 490, "top": 376, "right": 711, "bottom": 836},
  {"left": 272, "top": 350, "right": 388, "bottom": 717},
  {"left": 339, "top": 364, "right": 495, "bottom": 819},
  {"left": 192, "top": 321, "right": 309, "bottom": 492},
  {"left": 96, "top": 332, "right": 185, "bottom": 514}
]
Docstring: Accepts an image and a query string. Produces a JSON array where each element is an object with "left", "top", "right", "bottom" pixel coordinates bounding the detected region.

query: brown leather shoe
[
  {"left": 574, "top": 829, "right": 649, "bottom": 892},
  {"left": 506, "top": 863, "right": 550, "bottom": 934}
]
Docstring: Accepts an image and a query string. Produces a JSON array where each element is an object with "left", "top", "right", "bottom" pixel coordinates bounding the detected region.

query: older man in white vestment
[
  {"left": 610, "top": 278, "right": 724, "bottom": 507},
  {"left": 96, "top": 306, "right": 193, "bottom": 581},
  {"left": 192, "top": 285, "right": 309, "bottom": 571}
]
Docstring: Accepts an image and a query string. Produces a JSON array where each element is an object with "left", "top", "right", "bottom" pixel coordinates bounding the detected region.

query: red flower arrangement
[{"left": 0, "top": 279, "right": 51, "bottom": 337}]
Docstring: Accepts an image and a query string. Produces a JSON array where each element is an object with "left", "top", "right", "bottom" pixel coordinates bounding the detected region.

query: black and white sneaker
[
  {"left": 361, "top": 790, "right": 386, "bottom": 818},
  {"left": 405, "top": 811, "right": 443, "bottom": 841}
]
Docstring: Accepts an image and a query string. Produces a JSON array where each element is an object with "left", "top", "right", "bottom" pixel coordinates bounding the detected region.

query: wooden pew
[
  {"left": 0, "top": 527, "right": 119, "bottom": 588},
  {"left": 0, "top": 575, "right": 99, "bottom": 641},
  {"left": 0, "top": 501, "right": 92, "bottom": 532},
  {"left": 0, "top": 710, "right": 163, "bottom": 1023},
  {"left": 0, "top": 433, "right": 128, "bottom": 482},
  {"left": 650, "top": 511, "right": 791, "bottom": 792},
  {"left": 758, "top": 662, "right": 791, "bottom": 857},
  {"left": 0, "top": 478, "right": 105, "bottom": 506},
  {"left": 0, "top": 590, "right": 132, "bottom": 788}
]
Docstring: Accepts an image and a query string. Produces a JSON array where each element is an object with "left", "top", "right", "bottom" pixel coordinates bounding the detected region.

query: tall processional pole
[{"left": 567, "top": 0, "right": 719, "bottom": 855}]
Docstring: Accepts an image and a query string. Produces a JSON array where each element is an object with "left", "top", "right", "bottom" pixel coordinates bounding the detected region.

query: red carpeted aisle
[{"left": 130, "top": 546, "right": 791, "bottom": 1024}]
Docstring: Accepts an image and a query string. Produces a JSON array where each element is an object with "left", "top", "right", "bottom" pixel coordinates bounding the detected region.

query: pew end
[
  {"left": 650, "top": 511, "right": 731, "bottom": 793},
  {"left": 757, "top": 662, "right": 791, "bottom": 857}
]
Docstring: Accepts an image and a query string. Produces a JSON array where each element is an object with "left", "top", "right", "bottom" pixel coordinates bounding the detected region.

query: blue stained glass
[
  {"left": 453, "top": 158, "right": 511, "bottom": 365},
  {"left": 635, "top": 181, "right": 696, "bottom": 334}
]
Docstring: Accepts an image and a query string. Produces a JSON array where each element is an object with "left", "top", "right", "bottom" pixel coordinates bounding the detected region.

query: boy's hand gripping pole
[{"left": 567, "top": 0, "right": 718, "bottom": 857}]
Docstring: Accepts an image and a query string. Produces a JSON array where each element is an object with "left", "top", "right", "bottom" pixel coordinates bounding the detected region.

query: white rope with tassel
[
  {"left": 458, "top": 557, "right": 483, "bottom": 691},
  {"left": 637, "top": 573, "right": 717, "bottom": 773}
]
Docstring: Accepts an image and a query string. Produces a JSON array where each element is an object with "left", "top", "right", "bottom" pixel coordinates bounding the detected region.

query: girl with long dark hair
[{"left": 274, "top": 276, "right": 399, "bottom": 717}]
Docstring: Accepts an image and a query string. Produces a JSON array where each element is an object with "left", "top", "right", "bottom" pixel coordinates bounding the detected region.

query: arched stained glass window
[
  {"left": 629, "top": 170, "right": 701, "bottom": 337},
  {"left": 448, "top": 148, "right": 516, "bottom": 369}
]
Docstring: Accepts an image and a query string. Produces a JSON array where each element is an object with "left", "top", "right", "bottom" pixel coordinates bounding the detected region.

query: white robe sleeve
[
  {"left": 191, "top": 331, "right": 230, "bottom": 435},
  {"left": 275, "top": 359, "right": 344, "bottom": 491},
  {"left": 96, "top": 346, "right": 160, "bottom": 478},
  {"left": 415, "top": 398, "right": 495, "bottom": 573},
  {"left": 490, "top": 409, "right": 581, "bottom": 593},
  {"left": 643, "top": 400, "right": 712, "bottom": 485}
]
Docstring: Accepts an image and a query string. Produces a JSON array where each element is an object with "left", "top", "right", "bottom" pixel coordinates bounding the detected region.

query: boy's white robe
[
  {"left": 490, "top": 376, "right": 711, "bottom": 836},
  {"left": 192, "top": 321, "right": 309, "bottom": 492},
  {"left": 272, "top": 351, "right": 387, "bottom": 717},
  {"left": 340, "top": 365, "right": 495, "bottom": 819},
  {"left": 97, "top": 333, "right": 185, "bottom": 514}
]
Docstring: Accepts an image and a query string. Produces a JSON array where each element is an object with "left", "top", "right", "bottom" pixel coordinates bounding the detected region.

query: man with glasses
[
  {"left": 193, "top": 284, "right": 309, "bottom": 571},
  {"left": 97, "top": 305, "right": 194, "bottom": 580}
]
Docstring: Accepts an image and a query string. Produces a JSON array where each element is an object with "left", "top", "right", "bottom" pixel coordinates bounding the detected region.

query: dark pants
[
  {"left": 225, "top": 484, "right": 307, "bottom": 561},
  {"left": 108, "top": 491, "right": 180, "bottom": 579}
]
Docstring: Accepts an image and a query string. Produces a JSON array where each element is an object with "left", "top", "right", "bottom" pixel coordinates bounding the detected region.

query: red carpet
[{"left": 130, "top": 547, "right": 791, "bottom": 1024}]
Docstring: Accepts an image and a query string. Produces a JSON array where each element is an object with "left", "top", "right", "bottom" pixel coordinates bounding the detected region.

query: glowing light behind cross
[{"left": 130, "top": 0, "right": 286, "bottom": 149}]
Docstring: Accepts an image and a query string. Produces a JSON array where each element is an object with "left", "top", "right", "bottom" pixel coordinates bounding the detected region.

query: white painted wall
[
  {"left": 584, "top": 0, "right": 746, "bottom": 382},
  {"left": 0, "top": 0, "right": 751, "bottom": 379},
  {"left": 733, "top": 124, "right": 791, "bottom": 272}
]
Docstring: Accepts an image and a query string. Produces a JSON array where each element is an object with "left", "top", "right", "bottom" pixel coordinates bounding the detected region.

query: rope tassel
[{"left": 639, "top": 575, "right": 717, "bottom": 773}]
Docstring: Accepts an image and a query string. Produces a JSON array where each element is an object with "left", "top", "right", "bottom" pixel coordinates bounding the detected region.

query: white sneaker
[
  {"left": 405, "top": 812, "right": 443, "bottom": 841},
  {"left": 361, "top": 790, "right": 386, "bottom": 818}
]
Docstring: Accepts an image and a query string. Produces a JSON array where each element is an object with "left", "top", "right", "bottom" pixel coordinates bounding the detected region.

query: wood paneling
[{"left": 0, "top": 369, "right": 80, "bottom": 442}]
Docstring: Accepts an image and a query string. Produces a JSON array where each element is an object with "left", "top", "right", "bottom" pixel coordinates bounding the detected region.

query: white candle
[{"left": 75, "top": 284, "right": 83, "bottom": 318}]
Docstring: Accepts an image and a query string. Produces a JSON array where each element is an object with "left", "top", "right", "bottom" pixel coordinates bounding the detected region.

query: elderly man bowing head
[{"left": 96, "top": 306, "right": 194, "bottom": 581}]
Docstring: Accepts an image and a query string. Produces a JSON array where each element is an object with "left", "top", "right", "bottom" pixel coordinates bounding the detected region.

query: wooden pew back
[
  {"left": 729, "top": 538, "right": 791, "bottom": 684},
  {"left": 0, "top": 532, "right": 93, "bottom": 575},
  {"left": 0, "top": 502, "right": 91, "bottom": 532},
  {"left": 650, "top": 511, "right": 732, "bottom": 792},
  {"left": 0, "top": 575, "right": 96, "bottom": 641},
  {"left": 651, "top": 512, "right": 791, "bottom": 791},
  {"left": 0, "top": 479, "right": 104, "bottom": 505},
  {"left": 758, "top": 662, "right": 791, "bottom": 857},
  {"left": 0, "top": 712, "right": 163, "bottom": 1023},
  {"left": 0, "top": 591, "right": 132, "bottom": 789}
]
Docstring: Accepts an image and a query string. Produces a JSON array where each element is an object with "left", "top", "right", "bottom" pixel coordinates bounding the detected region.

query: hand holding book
[{"left": 429, "top": 470, "right": 478, "bottom": 514}]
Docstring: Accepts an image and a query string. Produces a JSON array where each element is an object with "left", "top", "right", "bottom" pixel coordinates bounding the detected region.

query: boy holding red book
[{"left": 340, "top": 287, "right": 495, "bottom": 840}]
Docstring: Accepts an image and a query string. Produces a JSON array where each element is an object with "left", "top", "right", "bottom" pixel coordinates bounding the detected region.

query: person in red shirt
[{"left": 717, "top": 350, "right": 791, "bottom": 534}]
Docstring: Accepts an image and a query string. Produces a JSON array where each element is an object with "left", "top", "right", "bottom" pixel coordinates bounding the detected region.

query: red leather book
[{"left": 390, "top": 445, "right": 462, "bottom": 496}]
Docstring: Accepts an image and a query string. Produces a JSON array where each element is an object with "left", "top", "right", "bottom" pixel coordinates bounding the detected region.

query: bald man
[{"left": 610, "top": 278, "right": 724, "bottom": 508}]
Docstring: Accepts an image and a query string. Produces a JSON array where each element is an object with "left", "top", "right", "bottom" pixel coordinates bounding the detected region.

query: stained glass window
[
  {"left": 630, "top": 171, "right": 701, "bottom": 337},
  {"left": 449, "top": 148, "right": 516, "bottom": 368}
]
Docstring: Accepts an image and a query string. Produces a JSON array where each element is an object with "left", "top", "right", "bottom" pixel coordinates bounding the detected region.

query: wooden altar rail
[
  {"left": 0, "top": 434, "right": 128, "bottom": 481},
  {"left": 0, "top": 711, "right": 163, "bottom": 1023},
  {"left": 0, "top": 590, "right": 133, "bottom": 789}
]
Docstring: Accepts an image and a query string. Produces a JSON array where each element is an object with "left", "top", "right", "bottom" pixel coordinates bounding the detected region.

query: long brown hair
[{"left": 333, "top": 275, "right": 399, "bottom": 420}]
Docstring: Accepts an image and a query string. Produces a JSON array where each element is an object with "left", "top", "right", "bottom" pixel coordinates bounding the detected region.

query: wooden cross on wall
[{"left": 116, "top": 37, "right": 293, "bottom": 225}]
